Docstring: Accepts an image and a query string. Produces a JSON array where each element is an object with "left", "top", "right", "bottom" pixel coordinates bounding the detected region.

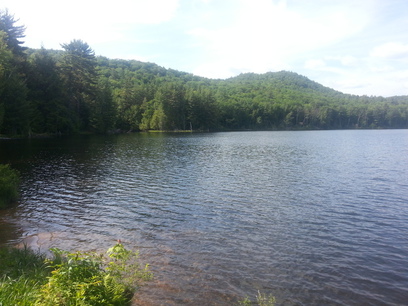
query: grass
[
  {"left": 0, "top": 243, "right": 152, "bottom": 305},
  {"left": 0, "top": 164, "right": 20, "bottom": 209},
  {"left": 0, "top": 245, "right": 48, "bottom": 305},
  {"left": 239, "top": 291, "right": 276, "bottom": 306}
]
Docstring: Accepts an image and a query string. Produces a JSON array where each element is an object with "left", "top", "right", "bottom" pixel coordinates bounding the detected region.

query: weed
[
  {"left": 239, "top": 290, "right": 276, "bottom": 306},
  {"left": 0, "top": 243, "right": 151, "bottom": 306}
]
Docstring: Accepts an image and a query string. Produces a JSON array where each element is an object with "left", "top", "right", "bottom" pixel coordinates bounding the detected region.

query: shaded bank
[{"left": 0, "top": 164, "right": 20, "bottom": 209}]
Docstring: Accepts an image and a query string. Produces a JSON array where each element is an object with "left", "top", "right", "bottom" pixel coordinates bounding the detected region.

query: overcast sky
[{"left": 2, "top": 0, "right": 408, "bottom": 97}]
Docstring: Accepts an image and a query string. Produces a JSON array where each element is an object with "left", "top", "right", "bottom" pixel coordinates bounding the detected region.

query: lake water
[{"left": 1, "top": 130, "right": 408, "bottom": 305}]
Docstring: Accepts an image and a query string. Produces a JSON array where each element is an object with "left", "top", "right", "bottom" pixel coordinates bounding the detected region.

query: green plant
[
  {"left": 106, "top": 243, "right": 152, "bottom": 289},
  {"left": 239, "top": 291, "right": 276, "bottom": 306},
  {"left": 0, "top": 244, "right": 47, "bottom": 277},
  {"left": 35, "top": 243, "right": 152, "bottom": 306},
  {"left": 0, "top": 245, "right": 49, "bottom": 305},
  {"left": 0, "top": 164, "right": 20, "bottom": 209},
  {"left": 0, "top": 243, "right": 151, "bottom": 306}
]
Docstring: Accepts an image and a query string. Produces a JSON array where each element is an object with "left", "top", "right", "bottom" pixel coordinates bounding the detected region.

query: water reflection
[
  {"left": 0, "top": 207, "right": 24, "bottom": 245},
  {"left": 1, "top": 131, "right": 408, "bottom": 305}
]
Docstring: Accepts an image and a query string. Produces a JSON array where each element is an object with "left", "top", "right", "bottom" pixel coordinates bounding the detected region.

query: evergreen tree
[
  {"left": 0, "top": 11, "right": 29, "bottom": 135},
  {"left": 186, "top": 87, "right": 217, "bottom": 131},
  {"left": 91, "top": 77, "right": 116, "bottom": 133},
  {"left": 115, "top": 78, "right": 138, "bottom": 131},
  {"left": 27, "top": 48, "right": 72, "bottom": 134},
  {"left": 0, "top": 10, "right": 26, "bottom": 56},
  {"left": 59, "top": 39, "right": 97, "bottom": 131}
]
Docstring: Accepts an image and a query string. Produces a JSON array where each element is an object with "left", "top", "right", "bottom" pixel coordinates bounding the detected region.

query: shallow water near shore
[{"left": 1, "top": 130, "right": 408, "bottom": 305}]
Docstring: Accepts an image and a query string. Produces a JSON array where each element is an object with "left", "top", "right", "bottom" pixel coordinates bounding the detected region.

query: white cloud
[
  {"left": 336, "top": 78, "right": 370, "bottom": 91},
  {"left": 2, "top": 0, "right": 408, "bottom": 96},
  {"left": 189, "top": 0, "right": 372, "bottom": 79},
  {"left": 369, "top": 65, "right": 393, "bottom": 73},
  {"left": 338, "top": 56, "right": 358, "bottom": 67},
  {"left": 329, "top": 63, "right": 408, "bottom": 97},
  {"left": 304, "top": 56, "right": 358, "bottom": 73},
  {"left": 2, "top": 0, "right": 180, "bottom": 49},
  {"left": 370, "top": 42, "right": 408, "bottom": 59},
  {"left": 304, "top": 59, "right": 326, "bottom": 70},
  {"left": 4, "top": 0, "right": 180, "bottom": 25},
  {"left": 193, "top": 62, "right": 239, "bottom": 79}
]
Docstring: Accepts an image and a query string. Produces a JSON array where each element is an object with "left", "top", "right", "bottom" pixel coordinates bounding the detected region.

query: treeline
[{"left": 1, "top": 10, "right": 408, "bottom": 136}]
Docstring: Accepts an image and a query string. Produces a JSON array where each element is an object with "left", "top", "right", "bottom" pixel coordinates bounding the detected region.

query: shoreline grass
[
  {"left": 0, "top": 243, "right": 151, "bottom": 305},
  {"left": 0, "top": 245, "right": 48, "bottom": 305}
]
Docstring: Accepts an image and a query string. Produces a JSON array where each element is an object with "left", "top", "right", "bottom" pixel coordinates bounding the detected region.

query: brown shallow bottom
[{"left": 15, "top": 232, "right": 239, "bottom": 306}]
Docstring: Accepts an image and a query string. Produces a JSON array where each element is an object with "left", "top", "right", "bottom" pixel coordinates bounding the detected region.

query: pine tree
[
  {"left": 0, "top": 10, "right": 29, "bottom": 135},
  {"left": 59, "top": 39, "right": 97, "bottom": 131},
  {"left": 27, "top": 48, "right": 72, "bottom": 134}
]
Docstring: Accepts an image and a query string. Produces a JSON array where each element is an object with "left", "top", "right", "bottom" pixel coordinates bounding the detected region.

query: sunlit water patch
[{"left": 1, "top": 130, "right": 408, "bottom": 305}]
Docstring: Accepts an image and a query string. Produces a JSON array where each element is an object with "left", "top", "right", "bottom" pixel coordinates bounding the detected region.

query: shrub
[
  {"left": 0, "top": 243, "right": 151, "bottom": 306},
  {"left": 35, "top": 243, "right": 152, "bottom": 305},
  {"left": 0, "top": 164, "right": 20, "bottom": 209}
]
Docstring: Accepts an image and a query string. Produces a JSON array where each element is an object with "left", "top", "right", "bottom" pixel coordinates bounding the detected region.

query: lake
[{"left": 1, "top": 130, "right": 408, "bottom": 305}]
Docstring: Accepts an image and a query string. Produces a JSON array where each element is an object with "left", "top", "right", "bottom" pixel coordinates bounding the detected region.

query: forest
[{"left": 1, "top": 10, "right": 408, "bottom": 136}]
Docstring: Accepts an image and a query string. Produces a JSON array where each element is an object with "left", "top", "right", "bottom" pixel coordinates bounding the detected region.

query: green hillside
[{"left": 1, "top": 10, "right": 408, "bottom": 136}]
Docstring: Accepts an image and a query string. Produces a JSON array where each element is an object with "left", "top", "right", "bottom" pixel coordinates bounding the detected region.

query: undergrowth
[{"left": 0, "top": 243, "right": 151, "bottom": 306}]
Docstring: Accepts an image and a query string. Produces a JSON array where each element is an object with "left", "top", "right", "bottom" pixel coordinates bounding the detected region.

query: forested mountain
[{"left": 1, "top": 10, "right": 408, "bottom": 136}]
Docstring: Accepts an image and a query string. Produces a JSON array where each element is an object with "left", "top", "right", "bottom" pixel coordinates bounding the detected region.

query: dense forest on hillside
[{"left": 1, "top": 10, "right": 408, "bottom": 136}]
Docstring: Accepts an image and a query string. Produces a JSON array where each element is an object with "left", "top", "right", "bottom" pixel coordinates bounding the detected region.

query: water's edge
[{"left": 1, "top": 130, "right": 408, "bottom": 305}]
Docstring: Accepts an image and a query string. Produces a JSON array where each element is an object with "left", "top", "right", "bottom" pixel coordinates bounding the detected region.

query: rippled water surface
[{"left": 1, "top": 130, "right": 408, "bottom": 305}]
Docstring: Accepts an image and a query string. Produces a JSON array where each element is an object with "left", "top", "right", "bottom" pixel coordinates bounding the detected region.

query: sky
[{"left": 2, "top": 0, "right": 408, "bottom": 97}]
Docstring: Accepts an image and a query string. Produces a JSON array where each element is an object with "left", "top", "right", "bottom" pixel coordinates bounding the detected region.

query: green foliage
[
  {"left": 36, "top": 243, "right": 151, "bottom": 305},
  {"left": 2, "top": 11, "right": 408, "bottom": 136},
  {"left": 59, "top": 39, "right": 98, "bottom": 131},
  {"left": 0, "top": 164, "right": 20, "bottom": 208},
  {"left": 1, "top": 68, "right": 29, "bottom": 135},
  {"left": 0, "top": 30, "right": 12, "bottom": 74},
  {"left": 0, "top": 30, "right": 11, "bottom": 128},
  {"left": 106, "top": 243, "right": 152, "bottom": 288},
  {"left": 90, "top": 78, "right": 116, "bottom": 133},
  {"left": 239, "top": 291, "right": 276, "bottom": 306},
  {"left": 0, "top": 10, "right": 29, "bottom": 135},
  {"left": 0, "top": 245, "right": 47, "bottom": 278},
  {"left": 0, "top": 9, "right": 26, "bottom": 56},
  {"left": 0, "top": 245, "right": 49, "bottom": 305},
  {"left": 0, "top": 243, "right": 151, "bottom": 306},
  {"left": 27, "top": 48, "right": 72, "bottom": 134}
]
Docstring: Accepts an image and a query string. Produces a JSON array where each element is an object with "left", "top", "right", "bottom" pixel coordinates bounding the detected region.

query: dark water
[{"left": 1, "top": 130, "right": 408, "bottom": 305}]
